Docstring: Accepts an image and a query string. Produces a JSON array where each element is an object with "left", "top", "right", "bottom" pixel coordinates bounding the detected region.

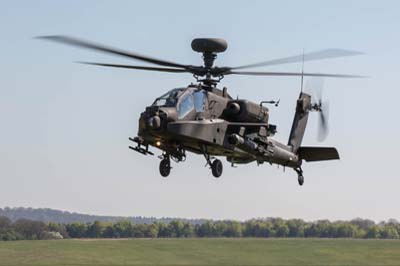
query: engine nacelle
[
  {"left": 224, "top": 100, "right": 269, "bottom": 123},
  {"left": 227, "top": 102, "right": 241, "bottom": 115}
]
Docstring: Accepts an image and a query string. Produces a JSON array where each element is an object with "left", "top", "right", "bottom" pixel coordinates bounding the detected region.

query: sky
[{"left": 1, "top": 0, "right": 399, "bottom": 222}]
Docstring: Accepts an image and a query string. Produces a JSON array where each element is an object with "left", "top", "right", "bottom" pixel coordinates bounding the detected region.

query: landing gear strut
[
  {"left": 201, "top": 145, "right": 223, "bottom": 178},
  {"left": 159, "top": 155, "right": 171, "bottom": 177},
  {"left": 295, "top": 167, "right": 304, "bottom": 186}
]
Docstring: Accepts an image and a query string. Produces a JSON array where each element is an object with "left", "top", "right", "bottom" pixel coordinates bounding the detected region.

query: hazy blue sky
[{"left": 1, "top": 0, "right": 399, "bottom": 221}]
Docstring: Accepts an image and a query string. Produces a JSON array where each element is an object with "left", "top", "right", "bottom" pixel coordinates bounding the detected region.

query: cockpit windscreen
[{"left": 153, "top": 88, "right": 184, "bottom": 107}]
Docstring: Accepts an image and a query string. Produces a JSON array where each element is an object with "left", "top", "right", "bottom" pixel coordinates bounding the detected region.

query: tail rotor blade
[
  {"left": 306, "top": 77, "right": 330, "bottom": 142},
  {"left": 318, "top": 101, "right": 330, "bottom": 142}
]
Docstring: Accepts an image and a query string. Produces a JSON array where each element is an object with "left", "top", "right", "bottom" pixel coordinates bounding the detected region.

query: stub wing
[{"left": 298, "top": 147, "right": 340, "bottom": 162}]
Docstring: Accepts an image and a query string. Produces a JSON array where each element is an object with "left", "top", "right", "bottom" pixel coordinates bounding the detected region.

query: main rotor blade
[
  {"left": 305, "top": 78, "right": 324, "bottom": 102},
  {"left": 227, "top": 71, "right": 365, "bottom": 78},
  {"left": 230, "top": 49, "right": 364, "bottom": 70},
  {"left": 78, "top": 62, "right": 189, "bottom": 73},
  {"left": 37, "top": 35, "right": 190, "bottom": 69}
]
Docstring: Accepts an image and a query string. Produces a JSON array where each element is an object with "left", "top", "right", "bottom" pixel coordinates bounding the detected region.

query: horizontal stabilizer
[{"left": 298, "top": 147, "right": 339, "bottom": 162}]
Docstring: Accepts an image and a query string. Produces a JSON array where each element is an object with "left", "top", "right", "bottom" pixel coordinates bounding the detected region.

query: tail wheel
[
  {"left": 211, "top": 159, "right": 223, "bottom": 178},
  {"left": 159, "top": 159, "right": 171, "bottom": 177},
  {"left": 298, "top": 175, "right": 304, "bottom": 186},
  {"left": 294, "top": 167, "right": 304, "bottom": 186}
]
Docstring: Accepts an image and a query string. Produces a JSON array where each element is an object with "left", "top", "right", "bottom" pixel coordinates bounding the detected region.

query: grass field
[{"left": 1, "top": 238, "right": 400, "bottom": 266}]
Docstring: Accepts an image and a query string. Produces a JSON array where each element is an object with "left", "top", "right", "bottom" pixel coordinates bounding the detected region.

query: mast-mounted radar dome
[
  {"left": 191, "top": 38, "right": 228, "bottom": 53},
  {"left": 191, "top": 38, "right": 228, "bottom": 70}
]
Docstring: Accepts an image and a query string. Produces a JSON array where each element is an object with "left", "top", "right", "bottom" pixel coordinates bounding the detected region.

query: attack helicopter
[{"left": 38, "top": 36, "right": 363, "bottom": 185}]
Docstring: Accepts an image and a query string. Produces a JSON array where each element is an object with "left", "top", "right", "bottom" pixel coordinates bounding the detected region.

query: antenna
[{"left": 300, "top": 49, "right": 305, "bottom": 94}]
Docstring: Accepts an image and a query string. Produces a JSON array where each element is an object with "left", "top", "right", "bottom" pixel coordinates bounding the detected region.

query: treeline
[
  {"left": 0, "top": 207, "right": 206, "bottom": 225},
  {"left": 1, "top": 216, "right": 400, "bottom": 240}
]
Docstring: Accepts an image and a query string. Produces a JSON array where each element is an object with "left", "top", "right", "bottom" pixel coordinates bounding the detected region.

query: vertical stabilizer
[{"left": 288, "top": 92, "right": 311, "bottom": 153}]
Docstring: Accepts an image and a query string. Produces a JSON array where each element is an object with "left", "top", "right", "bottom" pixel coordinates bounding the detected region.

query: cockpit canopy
[
  {"left": 152, "top": 88, "right": 184, "bottom": 107},
  {"left": 153, "top": 87, "right": 207, "bottom": 119}
]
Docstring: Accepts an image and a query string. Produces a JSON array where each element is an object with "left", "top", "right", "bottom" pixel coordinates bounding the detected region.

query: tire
[
  {"left": 159, "top": 159, "right": 171, "bottom": 177},
  {"left": 211, "top": 159, "right": 223, "bottom": 178},
  {"left": 298, "top": 175, "right": 304, "bottom": 186}
]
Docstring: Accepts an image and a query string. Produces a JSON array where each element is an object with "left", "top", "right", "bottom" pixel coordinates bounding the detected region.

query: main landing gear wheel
[
  {"left": 159, "top": 158, "right": 171, "bottom": 177},
  {"left": 211, "top": 159, "right": 223, "bottom": 178}
]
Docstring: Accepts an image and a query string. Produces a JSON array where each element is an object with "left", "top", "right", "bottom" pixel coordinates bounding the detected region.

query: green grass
[{"left": 0, "top": 238, "right": 400, "bottom": 266}]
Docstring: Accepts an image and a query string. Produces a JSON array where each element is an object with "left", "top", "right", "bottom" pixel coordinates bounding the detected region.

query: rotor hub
[{"left": 191, "top": 38, "right": 228, "bottom": 71}]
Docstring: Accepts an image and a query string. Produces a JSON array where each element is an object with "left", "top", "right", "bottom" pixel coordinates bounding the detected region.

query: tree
[
  {"left": 0, "top": 230, "right": 23, "bottom": 241},
  {"left": 66, "top": 222, "right": 87, "bottom": 238},
  {"left": 304, "top": 221, "right": 334, "bottom": 238},
  {"left": 243, "top": 220, "right": 256, "bottom": 237},
  {"left": 350, "top": 218, "right": 375, "bottom": 231},
  {"left": 156, "top": 222, "right": 171, "bottom": 238},
  {"left": 0, "top": 216, "right": 11, "bottom": 232},
  {"left": 315, "top": 220, "right": 332, "bottom": 238},
  {"left": 287, "top": 219, "right": 305, "bottom": 237},
  {"left": 87, "top": 221, "right": 104, "bottom": 238},
  {"left": 273, "top": 219, "right": 289, "bottom": 237},
  {"left": 102, "top": 225, "right": 116, "bottom": 238},
  {"left": 181, "top": 223, "right": 195, "bottom": 237},
  {"left": 380, "top": 225, "right": 399, "bottom": 239},
  {"left": 213, "top": 221, "right": 227, "bottom": 237},
  {"left": 132, "top": 224, "right": 147, "bottom": 238},
  {"left": 168, "top": 220, "right": 185, "bottom": 237},
  {"left": 145, "top": 223, "right": 159, "bottom": 238},
  {"left": 243, "top": 220, "right": 275, "bottom": 237},
  {"left": 13, "top": 219, "right": 47, "bottom": 240},
  {"left": 218, "top": 221, "right": 242, "bottom": 237},
  {"left": 48, "top": 222, "right": 69, "bottom": 238},
  {"left": 113, "top": 220, "right": 133, "bottom": 238},
  {"left": 196, "top": 221, "right": 215, "bottom": 237},
  {"left": 366, "top": 225, "right": 381, "bottom": 239},
  {"left": 336, "top": 223, "right": 358, "bottom": 238},
  {"left": 259, "top": 221, "right": 275, "bottom": 237}
]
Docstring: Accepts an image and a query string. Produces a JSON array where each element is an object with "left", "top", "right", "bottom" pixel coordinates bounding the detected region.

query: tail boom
[{"left": 288, "top": 92, "right": 312, "bottom": 153}]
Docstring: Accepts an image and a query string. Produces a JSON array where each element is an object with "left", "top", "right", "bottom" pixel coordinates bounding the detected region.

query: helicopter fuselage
[{"left": 134, "top": 84, "right": 301, "bottom": 169}]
